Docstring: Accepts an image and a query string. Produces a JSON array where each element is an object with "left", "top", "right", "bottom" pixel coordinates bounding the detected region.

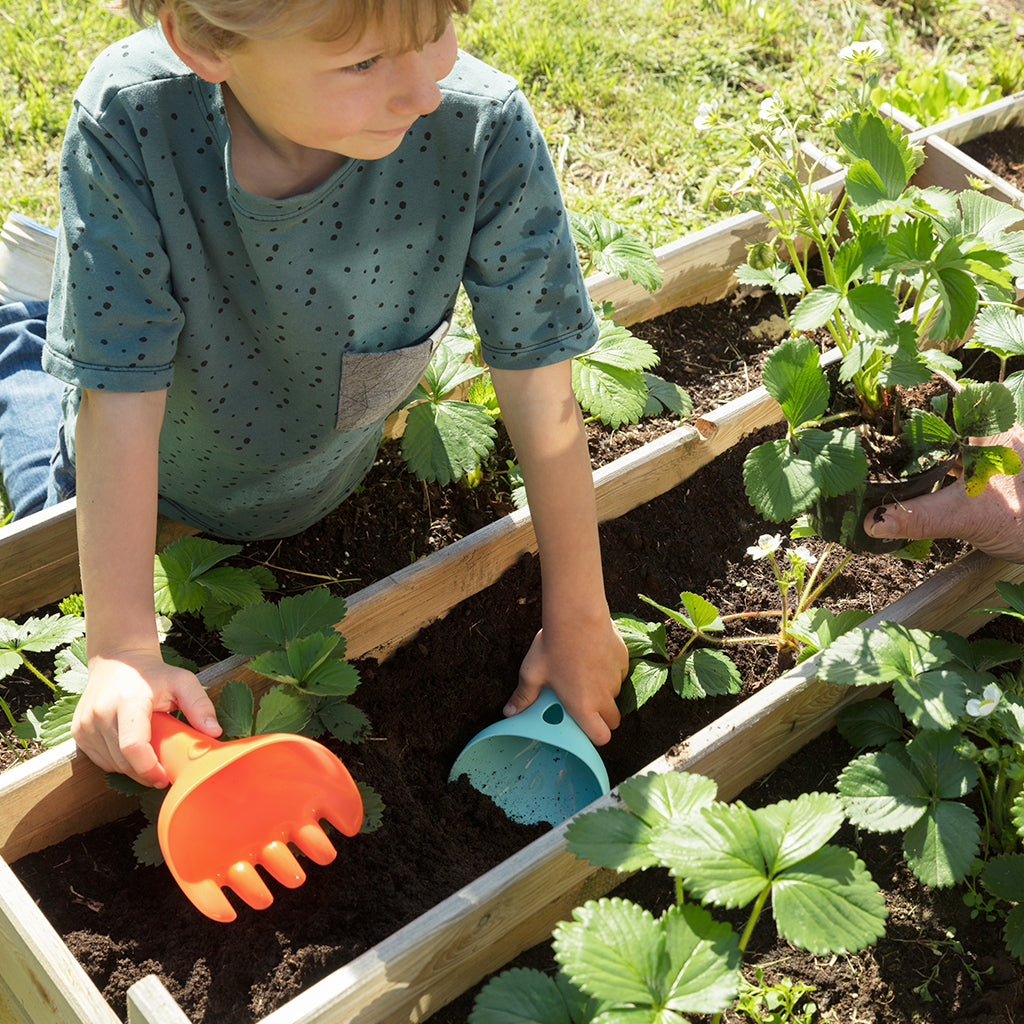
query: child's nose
[{"left": 391, "top": 51, "right": 444, "bottom": 116}]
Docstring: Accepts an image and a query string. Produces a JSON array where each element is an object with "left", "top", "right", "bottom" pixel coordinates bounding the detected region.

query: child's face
[{"left": 216, "top": 11, "right": 458, "bottom": 164}]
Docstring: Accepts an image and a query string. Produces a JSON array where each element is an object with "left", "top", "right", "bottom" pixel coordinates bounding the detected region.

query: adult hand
[
  {"left": 504, "top": 615, "right": 627, "bottom": 746},
  {"left": 863, "top": 424, "right": 1024, "bottom": 563},
  {"left": 71, "top": 651, "right": 221, "bottom": 787}
]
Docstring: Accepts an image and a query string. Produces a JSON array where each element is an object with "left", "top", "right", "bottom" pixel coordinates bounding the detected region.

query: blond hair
[{"left": 118, "top": 0, "right": 472, "bottom": 53}]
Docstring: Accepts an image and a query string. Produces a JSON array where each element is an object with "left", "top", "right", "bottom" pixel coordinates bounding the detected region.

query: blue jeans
[{"left": 0, "top": 301, "right": 76, "bottom": 519}]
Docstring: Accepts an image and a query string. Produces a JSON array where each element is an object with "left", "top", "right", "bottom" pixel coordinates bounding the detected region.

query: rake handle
[{"left": 149, "top": 711, "right": 220, "bottom": 783}]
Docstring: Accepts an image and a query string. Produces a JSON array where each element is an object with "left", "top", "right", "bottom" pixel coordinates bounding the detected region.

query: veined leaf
[
  {"left": 953, "top": 380, "right": 1017, "bottom": 439},
  {"left": 892, "top": 669, "right": 966, "bottom": 731},
  {"left": 638, "top": 592, "right": 722, "bottom": 634},
  {"left": 250, "top": 631, "right": 360, "bottom": 696},
  {"left": 842, "top": 282, "right": 899, "bottom": 337},
  {"left": 40, "top": 693, "right": 78, "bottom": 748},
  {"left": 790, "top": 286, "right": 843, "bottom": 333},
  {"left": 816, "top": 624, "right": 952, "bottom": 687},
  {"left": 553, "top": 899, "right": 740, "bottom": 1016},
  {"left": 578, "top": 322, "right": 660, "bottom": 372},
  {"left": 902, "top": 409, "right": 956, "bottom": 452},
  {"left": 53, "top": 636, "right": 89, "bottom": 694},
  {"left": 673, "top": 649, "right": 741, "bottom": 699},
  {"left": 760, "top": 334, "right": 829, "bottom": 428},
  {"left": 835, "top": 696, "right": 906, "bottom": 749},
  {"left": 772, "top": 845, "right": 887, "bottom": 954},
  {"left": 742, "top": 428, "right": 866, "bottom": 522},
  {"left": 566, "top": 807, "right": 661, "bottom": 872},
  {"left": 1004, "top": 370, "right": 1024, "bottom": 426},
  {"left": 253, "top": 684, "right": 311, "bottom": 735},
  {"left": 421, "top": 340, "right": 488, "bottom": 398},
  {"left": 401, "top": 398, "right": 497, "bottom": 484},
  {"left": 132, "top": 821, "right": 164, "bottom": 868},
  {"left": 215, "top": 678, "right": 256, "bottom": 738},
  {"left": 469, "top": 967, "right": 587, "bottom": 1024},
  {"left": 882, "top": 218, "right": 937, "bottom": 269},
  {"left": 735, "top": 261, "right": 804, "bottom": 295},
  {"left": 968, "top": 304, "right": 1024, "bottom": 360},
  {"left": 570, "top": 209, "right": 663, "bottom": 292},
  {"left": 929, "top": 264, "right": 978, "bottom": 344},
  {"left": 642, "top": 372, "right": 692, "bottom": 419},
  {"left": 904, "top": 729, "right": 978, "bottom": 801},
  {"left": 903, "top": 799, "right": 979, "bottom": 887},
  {"left": 982, "top": 852, "right": 1024, "bottom": 905},
  {"left": 836, "top": 111, "right": 921, "bottom": 206},
  {"left": 620, "top": 659, "right": 669, "bottom": 713},
  {"left": 963, "top": 443, "right": 1022, "bottom": 495},
  {"left": 618, "top": 771, "right": 719, "bottom": 828},
  {"left": 153, "top": 536, "right": 244, "bottom": 614},
  {"left": 0, "top": 612, "right": 85, "bottom": 658},
  {"left": 313, "top": 697, "right": 370, "bottom": 743},
  {"left": 788, "top": 607, "right": 871, "bottom": 660},
  {"left": 222, "top": 589, "right": 348, "bottom": 656},
  {"left": 959, "top": 188, "right": 1024, "bottom": 245},
  {"left": 832, "top": 234, "right": 887, "bottom": 288},
  {"left": 838, "top": 749, "right": 930, "bottom": 833}
]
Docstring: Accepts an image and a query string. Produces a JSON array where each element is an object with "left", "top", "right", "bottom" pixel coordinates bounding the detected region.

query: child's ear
[{"left": 158, "top": 8, "right": 232, "bottom": 83}]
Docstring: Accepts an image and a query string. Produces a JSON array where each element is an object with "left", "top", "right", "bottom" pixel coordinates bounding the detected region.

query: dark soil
[
  {"left": 959, "top": 122, "right": 1024, "bottom": 193},
  {"left": 6, "top": 286, "right": 1022, "bottom": 1024}
]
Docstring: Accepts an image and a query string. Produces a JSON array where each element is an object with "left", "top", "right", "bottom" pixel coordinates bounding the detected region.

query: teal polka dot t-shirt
[{"left": 42, "top": 25, "right": 598, "bottom": 540}]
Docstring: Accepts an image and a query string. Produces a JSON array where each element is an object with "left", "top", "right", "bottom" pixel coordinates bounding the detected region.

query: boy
[{"left": 0, "top": 0, "right": 627, "bottom": 785}]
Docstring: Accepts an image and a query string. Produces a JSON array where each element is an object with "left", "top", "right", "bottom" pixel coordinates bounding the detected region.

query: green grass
[
  {"left": 2, "top": 0, "right": 1022, "bottom": 242},
  {"left": 459, "top": 0, "right": 1023, "bottom": 243}
]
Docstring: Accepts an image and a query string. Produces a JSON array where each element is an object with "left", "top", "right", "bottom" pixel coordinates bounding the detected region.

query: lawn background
[{"left": 3, "top": 0, "right": 1023, "bottom": 246}]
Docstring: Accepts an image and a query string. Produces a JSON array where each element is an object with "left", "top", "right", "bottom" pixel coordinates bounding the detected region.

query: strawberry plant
[
  {"left": 814, "top": 584, "right": 1024, "bottom": 961},
  {"left": 396, "top": 210, "right": 692, "bottom": 488},
  {"left": 470, "top": 768, "right": 886, "bottom": 1023},
  {"left": 613, "top": 533, "right": 867, "bottom": 711}
]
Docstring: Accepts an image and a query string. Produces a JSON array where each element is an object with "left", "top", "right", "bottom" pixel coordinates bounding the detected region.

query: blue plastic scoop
[{"left": 449, "top": 688, "right": 610, "bottom": 826}]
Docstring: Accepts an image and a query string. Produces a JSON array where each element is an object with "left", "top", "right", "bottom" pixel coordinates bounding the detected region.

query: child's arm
[
  {"left": 490, "top": 361, "right": 628, "bottom": 746},
  {"left": 70, "top": 388, "right": 221, "bottom": 787}
]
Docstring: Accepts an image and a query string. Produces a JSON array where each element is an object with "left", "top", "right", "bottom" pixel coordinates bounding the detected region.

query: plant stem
[
  {"left": 799, "top": 549, "right": 855, "bottom": 613},
  {"left": 710, "top": 886, "right": 772, "bottom": 1024},
  {"left": 18, "top": 653, "right": 56, "bottom": 691}
]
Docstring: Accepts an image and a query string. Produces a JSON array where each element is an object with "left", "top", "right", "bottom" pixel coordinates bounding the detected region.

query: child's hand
[
  {"left": 71, "top": 651, "right": 222, "bottom": 787},
  {"left": 504, "top": 616, "right": 627, "bottom": 746},
  {"left": 864, "top": 423, "right": 1024, "bottom": 563}
]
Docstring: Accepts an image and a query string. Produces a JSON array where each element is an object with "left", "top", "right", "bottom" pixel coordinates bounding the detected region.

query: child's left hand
[{"left": 503, "top": 615, "right": 627, "bottom": 746}]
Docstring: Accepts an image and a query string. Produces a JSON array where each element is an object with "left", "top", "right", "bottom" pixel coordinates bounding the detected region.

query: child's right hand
[{"left": 71, "top": 651, "right": 222, "bottom": 788}]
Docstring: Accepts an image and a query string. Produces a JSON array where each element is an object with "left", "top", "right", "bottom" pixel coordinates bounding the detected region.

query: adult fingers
[{"left": 863, "top": 482, "right": 980, "bottom": 546}]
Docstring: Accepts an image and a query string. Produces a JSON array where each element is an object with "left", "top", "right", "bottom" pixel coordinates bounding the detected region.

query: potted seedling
[{"left": 698, "top": 42, "right": 1024, "bottom": 553}]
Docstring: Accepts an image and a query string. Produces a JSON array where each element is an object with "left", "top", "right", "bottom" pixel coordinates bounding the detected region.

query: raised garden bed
[{"left": 3, "top": 115, "right": 1024, "bottom": 1024}]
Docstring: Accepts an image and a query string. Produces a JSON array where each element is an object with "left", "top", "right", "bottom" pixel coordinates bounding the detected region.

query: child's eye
[{"left": 345, "top": 56, "right": 380, "bottom": 73}]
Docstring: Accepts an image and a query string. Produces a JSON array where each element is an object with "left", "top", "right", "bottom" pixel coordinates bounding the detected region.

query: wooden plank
[
  {"left": 0, "top": 855, "right": 121, "bottom": 1024},
  {"left": 127, "top": 976, "right": 194, "bottom": 1024},
  {"left": 0, "top": 501, "right": 79, "bottom": 617},
  {"left": 906, "top": 90, "right": 1024, "bottom": 147},
  {"left": 912, "top": 131, "right": 1024, "bottom": 225},
  {"left": 261, "top": 550, "right": 1024, "bottom": 1024},
  {"left": 0, "top": 737, "right": 137, "bottom": 865},
  {"left": 588, "top": 170, "right": 846, "bottom": 326},
  {"left": 0, "top": 502, "right": 195, "bottom": 618}
]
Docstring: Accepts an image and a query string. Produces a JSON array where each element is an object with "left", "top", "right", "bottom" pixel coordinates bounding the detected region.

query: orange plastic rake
[{"left": 150, "top": 711, "right": 363, "bottom": 922}]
